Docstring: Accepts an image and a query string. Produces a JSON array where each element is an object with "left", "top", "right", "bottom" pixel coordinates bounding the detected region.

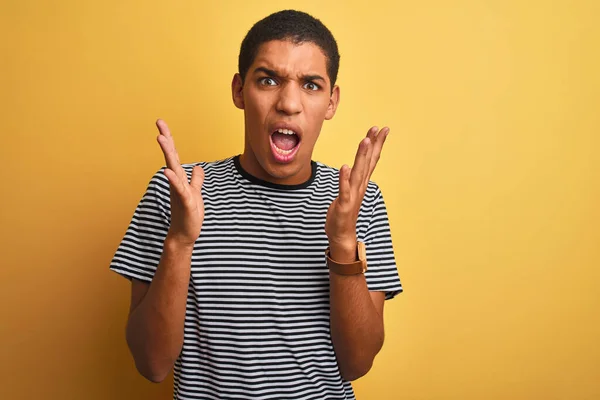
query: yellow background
[{"left": 1, "top": 0, "right": 598, "bottom": 399}]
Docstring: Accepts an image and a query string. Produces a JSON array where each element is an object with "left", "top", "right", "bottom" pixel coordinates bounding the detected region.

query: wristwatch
[{"left": 325, "top": 241, "right": 368, "bottom": 275}]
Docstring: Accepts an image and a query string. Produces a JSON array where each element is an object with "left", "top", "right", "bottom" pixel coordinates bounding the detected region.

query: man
[{"left": 110, "top": 9, "right": 402, "bottom": 400}]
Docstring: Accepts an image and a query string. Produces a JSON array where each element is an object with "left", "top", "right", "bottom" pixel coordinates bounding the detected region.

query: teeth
[
  {"left": 272, "top": 128, "right": 299, "bottom": 155},
  {"left": 276, "top": 128, "right": 296, "bottom": 135},
  {"left": 274, "top": 147, "right": 294, "bottom": 155}
]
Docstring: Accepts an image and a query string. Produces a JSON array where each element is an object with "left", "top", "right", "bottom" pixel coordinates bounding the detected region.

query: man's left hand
[{"left": 325, "top": 126, "right": 390, "bottom": 259}]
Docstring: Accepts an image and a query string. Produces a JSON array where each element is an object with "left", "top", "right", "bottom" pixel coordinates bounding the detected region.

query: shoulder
[
  {"left": 314, "top": 160, "right": 382, "bottom": 200},
  {"left": 145, "top": 156, "right": 236, "bottom": 193},
  {"left": 314, "top": 160, "right": 340, "bottom": 181},
  {"left": 180, "top": 156, "right": 236, "bottom": 176}
]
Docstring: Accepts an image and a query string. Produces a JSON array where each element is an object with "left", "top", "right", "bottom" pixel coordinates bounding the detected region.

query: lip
[{"left": 269, "top": 122, "right": 303, "bottom": 164}]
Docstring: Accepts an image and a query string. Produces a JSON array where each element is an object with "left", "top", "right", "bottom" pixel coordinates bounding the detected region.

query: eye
[
  {"left": 259, "top": 77, "right": 277, "bottom": 86},
  {"left": 304, "top": 82, "right": 320, "bottom": 91}
]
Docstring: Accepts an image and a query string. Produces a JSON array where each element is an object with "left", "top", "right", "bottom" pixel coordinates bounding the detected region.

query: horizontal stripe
[{"left": 110, "top": 155, "right": 401, "bottom": 400}]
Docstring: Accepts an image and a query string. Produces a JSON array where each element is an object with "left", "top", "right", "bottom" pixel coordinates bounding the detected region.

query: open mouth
[{"left": 270, "top": 128, "right": 301, "bottom": 163}]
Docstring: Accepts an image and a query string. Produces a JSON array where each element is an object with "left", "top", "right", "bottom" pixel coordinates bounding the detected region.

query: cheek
[
  {"left": 305, "top": 98, "right": 330, "bottom": 126},
  {"left": 308, "top": 95, "right": 331, "bottom": 114},
  {"left": 244, "top": 94, "right": 260, "bottom": 117},
  {"left": 245, "top": 90, "right": 270, "bottom": 112}
]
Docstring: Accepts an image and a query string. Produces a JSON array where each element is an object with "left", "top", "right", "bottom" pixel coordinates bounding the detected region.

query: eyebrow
[{"left": 253, "top": 67, "right": 326, "bottom": 83}]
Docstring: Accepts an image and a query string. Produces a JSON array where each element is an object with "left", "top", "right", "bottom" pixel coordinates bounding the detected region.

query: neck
[{"left": 239, "top": 145, "right": 313, "bottom": 186}]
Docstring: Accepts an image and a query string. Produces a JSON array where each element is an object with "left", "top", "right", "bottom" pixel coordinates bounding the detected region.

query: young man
[{"left": 110, "top": 9, "right": 402, "bottom": 400}]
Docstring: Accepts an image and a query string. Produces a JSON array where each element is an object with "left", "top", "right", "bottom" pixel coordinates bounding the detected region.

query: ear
[
  {"left": 325, "top": 85, "right": 340, "bottom": 120},
  {"left": 232, "top": 73, "right": 245, "bottom": 109}
]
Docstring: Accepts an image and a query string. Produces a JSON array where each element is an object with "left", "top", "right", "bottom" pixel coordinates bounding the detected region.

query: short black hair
[{"left": 238, "top": 10, "right": 340, "bottom": 88}]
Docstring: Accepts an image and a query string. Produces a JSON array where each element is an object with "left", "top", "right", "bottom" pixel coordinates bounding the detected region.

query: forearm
[
  {"left": 329, "top": 243, "right": 384, "bottom": 381},
  {"left": 126, "top": 236, "right": 192, "bottom": 382}
]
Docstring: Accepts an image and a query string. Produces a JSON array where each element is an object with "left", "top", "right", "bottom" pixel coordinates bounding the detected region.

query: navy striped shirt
[{"left": 110, "top": 155, "right": 402, "bottom": 399}]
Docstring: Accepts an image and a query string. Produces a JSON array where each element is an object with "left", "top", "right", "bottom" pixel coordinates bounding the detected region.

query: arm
[
  {"left": 125, "top": 119, "right": 205, "bottom": 383},
  {"left": 329, "top": 242, "right": 385, "bottom": 381},
  {"left": 126, "top": 238, "right": 193, "bottom": 382},
  {"left": 325, "top": 126, "right": 390, "bottom": 381}
]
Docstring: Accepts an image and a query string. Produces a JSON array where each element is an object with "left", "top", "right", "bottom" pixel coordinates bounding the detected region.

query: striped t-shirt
[{"left": 110, "top": 155, "right": 402, "bottom": 400}]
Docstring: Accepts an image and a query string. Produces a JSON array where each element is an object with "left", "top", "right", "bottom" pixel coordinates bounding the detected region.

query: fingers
[
  {"left": 156, "top": 118, "right": 173, "bottom": 138},
  {"left": 338, "top": 164, "right": 352, "bottom": 205},
  {"left": 163, "top": 168, "right": 187, "bottom": 199},
  {"left": 189, "top": 165, "right": 205, "bottom": 191},
  {"left": 156, "top": 119, "right": 182, "bottom": 172},
  {"left": 368, "top": 126, "right": 390, "bottom": 179},
  {"left": 156, "top": 119, "right": 191, "bottom": 188},
  {"left": 349, "top": 134, "right": 372, "bottom": 189},
  {"left": 164, "top": 165, "right": 203, "bottom": 208},
  {"left": 348, "top": 125, "right": 390, "bottom": 193},
  {"left": 363, "top": 128, "right": 375, "bottom": 184}
]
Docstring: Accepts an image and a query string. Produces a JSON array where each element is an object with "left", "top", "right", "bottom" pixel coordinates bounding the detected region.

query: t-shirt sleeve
[
  {"left": 361, "top": 184, "right": 403, "bottom": 300},
  {"left": 109, "top": 169, "right": 171, "bottom": 283}
]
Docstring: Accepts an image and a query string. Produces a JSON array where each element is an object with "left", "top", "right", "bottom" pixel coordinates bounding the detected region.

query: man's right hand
[{"left": 156, "top": 119, "right": 205, "bottom": 248}]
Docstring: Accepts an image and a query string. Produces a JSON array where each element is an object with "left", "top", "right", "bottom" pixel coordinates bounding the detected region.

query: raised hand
[
  {"left": 156, "top": 119, "right": 205, "bottom": 247},
  {"left": 325, "top": 126, "right": 389, "bottom": 254}
]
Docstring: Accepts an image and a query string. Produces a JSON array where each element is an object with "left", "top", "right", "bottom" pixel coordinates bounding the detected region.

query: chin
[{"left": 264, "top": 160, "right": 300, "bottom": 179}]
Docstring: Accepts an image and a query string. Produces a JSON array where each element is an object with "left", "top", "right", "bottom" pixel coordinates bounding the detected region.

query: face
[{"left": 232, "top": 40, "right": 340, "bottom": 185}]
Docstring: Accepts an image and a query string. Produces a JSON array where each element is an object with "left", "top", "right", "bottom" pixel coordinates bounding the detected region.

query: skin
[
  {"left": 126, "top": 39, "right": 391, "bottom": 383},
  {"left": 232, "top": 39, "right": 340, "bottom": 185}
]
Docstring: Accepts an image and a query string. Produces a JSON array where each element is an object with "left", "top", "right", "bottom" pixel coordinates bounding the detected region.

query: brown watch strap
[{"left": 325, "top": 242, "right": 367, "bottom": 275}]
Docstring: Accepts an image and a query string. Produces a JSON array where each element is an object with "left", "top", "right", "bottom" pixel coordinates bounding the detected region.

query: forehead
[{"left": 251, "top": 40, "right": 328, "bottom": 78}]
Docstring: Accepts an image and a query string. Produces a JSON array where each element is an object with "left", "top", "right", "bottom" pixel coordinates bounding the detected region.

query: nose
[{"left": 275, "top": 82, "right": 303, "bottom": 115}]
